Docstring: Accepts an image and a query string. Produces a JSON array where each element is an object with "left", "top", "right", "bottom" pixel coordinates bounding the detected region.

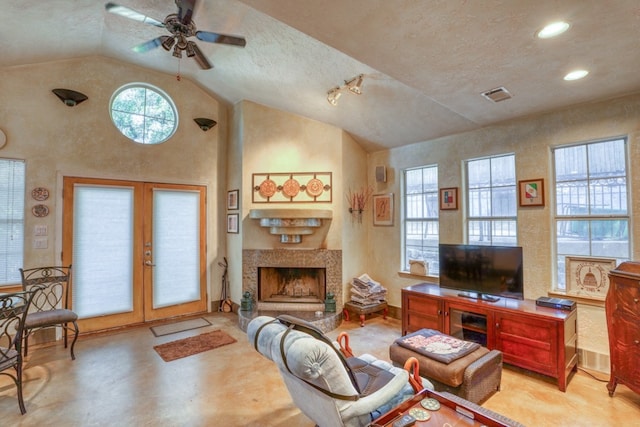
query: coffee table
[{"left": 371, "top": 388, "right": 524, "bottom": 427}]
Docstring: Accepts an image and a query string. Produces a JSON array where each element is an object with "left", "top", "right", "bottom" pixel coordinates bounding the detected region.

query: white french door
[{"left": 62, "top": 177, "right": 207, "bottom": 333}]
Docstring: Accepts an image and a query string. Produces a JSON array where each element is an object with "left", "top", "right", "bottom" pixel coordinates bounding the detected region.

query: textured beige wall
[
  {"left": 227, "top": 101, "right": 369, "bottom": 303},
  {"left": 368, "top": 93, "right": 640, "bottom": 358},
  {"left": 0, "top": 56, "right": 226, "bottom": 301}
]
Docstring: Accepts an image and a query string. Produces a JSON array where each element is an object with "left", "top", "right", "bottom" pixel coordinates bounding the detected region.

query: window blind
[{"left": 0, "top": 159, "right": 25, "bottom": 285}]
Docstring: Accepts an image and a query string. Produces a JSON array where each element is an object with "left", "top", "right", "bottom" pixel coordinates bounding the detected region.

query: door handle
[{"left": 145, "top": 260, "right": 156, "bottom": 266}]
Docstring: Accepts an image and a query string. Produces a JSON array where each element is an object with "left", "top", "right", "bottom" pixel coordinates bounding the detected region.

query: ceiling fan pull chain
[{"left": 176, "top": 60, "right": 181, "bottom": 81}]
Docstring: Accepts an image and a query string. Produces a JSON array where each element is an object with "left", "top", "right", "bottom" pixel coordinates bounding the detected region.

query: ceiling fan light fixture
[
  {"left": 52, "top": 88, "right": 88, "bottom": 107},
  {"left": 172, "top": 45, "right": 182, "bottom": 58},
  {"left": 194, "top": 118, "right": 217, "bottom": 131},
  {"left": 161, "top": 36, "right": 176, "bottom": 51},
  {"left": 327, "top": 88, "right": 342, "bottom": 106},
  {"left": 185, "top": 41, "right": 197, "bottom": 58}
]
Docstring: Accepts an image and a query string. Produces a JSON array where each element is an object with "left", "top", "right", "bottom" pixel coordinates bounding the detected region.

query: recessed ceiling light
[
  {"left": 564, "top": 70, "right": 589, "bottom": 81},
  {"left": 536, "top": 21, "right": 570, "bottom": 39}
]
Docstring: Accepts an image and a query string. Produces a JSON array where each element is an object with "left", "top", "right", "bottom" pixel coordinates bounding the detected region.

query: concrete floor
[{"left": 1, "top": 312, "right": 639, "bottom": 426}]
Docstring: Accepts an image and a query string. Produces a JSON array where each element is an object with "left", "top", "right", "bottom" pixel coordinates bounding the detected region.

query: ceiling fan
[{"left": 105, "top": 0, "right": 246, "bottom": 70}]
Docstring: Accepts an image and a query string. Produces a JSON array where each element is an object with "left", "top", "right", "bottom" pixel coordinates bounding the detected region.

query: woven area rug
[
  {"left": 153, "top": 330, "right": 237, "bottom": 362},
  {"left": 150, "top": 317, "right": 212, "bottom": 337}
]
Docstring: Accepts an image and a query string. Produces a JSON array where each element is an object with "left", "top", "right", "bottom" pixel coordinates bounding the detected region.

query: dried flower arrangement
[{"left": 346, "top": 186, "right": 374, "bottom": 222}]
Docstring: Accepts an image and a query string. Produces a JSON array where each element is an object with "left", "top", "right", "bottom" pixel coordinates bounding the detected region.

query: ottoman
[{"left": 389, "top": 330, "right": 503, "bottom": 404}]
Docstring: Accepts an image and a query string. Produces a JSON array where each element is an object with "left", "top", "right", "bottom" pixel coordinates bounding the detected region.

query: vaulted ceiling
[{"left": 5, "top": 1, "right": 640, "bottom": 151}]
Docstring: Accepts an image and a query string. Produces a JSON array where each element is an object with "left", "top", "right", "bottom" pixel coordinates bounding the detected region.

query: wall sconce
[
  {"left": 52, "top": 88, "right": 88, "bottom": 107},
  {"left": 194, "top": 118, "right": 217, "bottom": 131},
  {"left": 326, "top": 74, "right": 365, "bottom": 106}
]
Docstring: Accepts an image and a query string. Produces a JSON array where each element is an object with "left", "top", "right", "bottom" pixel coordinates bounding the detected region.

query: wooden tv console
[{"left": 402, "top": 283, "right": 578, "bottom": 391}]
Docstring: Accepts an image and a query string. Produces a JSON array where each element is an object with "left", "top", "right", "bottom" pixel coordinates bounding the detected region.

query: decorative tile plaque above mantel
[{"left": 252, "top": 172, "right": 332, "bottom": 203}]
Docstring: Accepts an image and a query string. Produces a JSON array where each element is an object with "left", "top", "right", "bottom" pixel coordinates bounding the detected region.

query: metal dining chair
[
  {"left": 0, "top": 289, "right": 37, "bottom": 414},
  {"left": 19, "top": 265, "right": 79, "bottom": 360}
]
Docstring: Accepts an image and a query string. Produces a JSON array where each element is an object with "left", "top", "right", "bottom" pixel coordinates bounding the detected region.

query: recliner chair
[{"left": 247, "top": 315, "right": 432, "bottom": 427}]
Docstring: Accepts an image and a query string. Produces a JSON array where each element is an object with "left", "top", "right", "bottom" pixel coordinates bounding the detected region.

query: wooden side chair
[
  {"left": 19, "top": 265, "right": 79, "bottom": 360},
  {"left": 0, "top": 289, "right": 37, "bottom": 414}
]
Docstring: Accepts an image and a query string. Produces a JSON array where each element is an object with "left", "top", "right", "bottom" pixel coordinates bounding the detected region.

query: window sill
[
  {"left": 0, "top": 284, "right": 23, "bottom": 293},
  {"left": 548, "top": 290, "right": 605, "bottom": 308},
  {"left": 398, "top": 270, "right": 439, "bottom": 283}
]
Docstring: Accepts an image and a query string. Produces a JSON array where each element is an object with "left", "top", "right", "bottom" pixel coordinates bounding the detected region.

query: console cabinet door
[
  {"left": 402, "top": 292, "right": 443, "bottom": 335},
  {"left": 494, "top": 312, "right": 559, "bottom": 377}
]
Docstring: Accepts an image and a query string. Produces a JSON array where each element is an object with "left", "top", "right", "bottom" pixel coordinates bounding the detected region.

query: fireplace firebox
[{"left": 258, "top": 267, "right": 326, "bottom": 304}]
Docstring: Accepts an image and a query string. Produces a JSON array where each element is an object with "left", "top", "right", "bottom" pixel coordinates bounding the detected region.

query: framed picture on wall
[
  {"left": 227, "top": 189, "right": 239, "bottom": 210},
  {"left": 565, "top": 256, "right": 616, "bottom": 300},
  {"left": 519, "top": 179, "right": 545, "bottom": 207},
  {"left": 373, "top": 193, "right": 394, "bottom": 226},
  {"left": 439, "top": 187, "right": 458, "bottom": 210},
  {"left": 227, "top": 213, "right": 239, "bottom": 234}
]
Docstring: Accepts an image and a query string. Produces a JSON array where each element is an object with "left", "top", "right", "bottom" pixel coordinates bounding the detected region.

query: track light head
[
  {"left": 327, "top": 87, "right": 342, "bottom": 106},
  {"left": 346, "top": 74, "right": 364, "bottom": 95}
]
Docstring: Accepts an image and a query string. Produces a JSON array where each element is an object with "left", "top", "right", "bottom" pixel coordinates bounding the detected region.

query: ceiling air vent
[{"left": 481, "top": 87, "right": 512, "bottom": 103}]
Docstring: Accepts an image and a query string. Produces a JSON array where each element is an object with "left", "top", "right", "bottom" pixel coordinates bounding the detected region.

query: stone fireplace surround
[{"left": 239, "top": 249, "right": 343, "bottom": 332}]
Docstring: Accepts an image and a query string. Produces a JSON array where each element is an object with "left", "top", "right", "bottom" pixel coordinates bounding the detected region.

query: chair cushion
[{"left": 25, "top": 309, "right": 78, "bottom": 329}]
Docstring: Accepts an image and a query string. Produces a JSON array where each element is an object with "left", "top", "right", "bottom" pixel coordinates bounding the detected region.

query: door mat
[
  {"left": 153, "top": 330, "right": 237, "bottom": 362},
  {"left": 150, "top": 317, "right": 212, "bottom": 337}
]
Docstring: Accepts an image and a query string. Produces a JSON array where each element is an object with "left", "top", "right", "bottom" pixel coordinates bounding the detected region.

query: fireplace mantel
[{"left": 249, "top": 209, "right": 332, "bottom": 244}]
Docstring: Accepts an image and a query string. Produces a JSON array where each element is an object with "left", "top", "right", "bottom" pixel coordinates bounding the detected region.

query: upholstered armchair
[{"left": 247, "top": 315, "right": 432, "bottom": 427}]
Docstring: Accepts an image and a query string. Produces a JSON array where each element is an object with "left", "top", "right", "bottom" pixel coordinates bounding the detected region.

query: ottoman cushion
[{"left": 389, "top": 342, "right": 490, "bottom": 387}]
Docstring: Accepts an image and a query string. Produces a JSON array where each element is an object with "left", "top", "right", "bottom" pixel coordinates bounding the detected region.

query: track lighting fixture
[
  {"left": 326, "top": 74, "right": 365, "bottom": 106},
  {"left": 346, "top": 74, "right": 364, "bottom": 95},
  {"left": 194, "top": 118, "right": 217, "bottom": 131},
  {"left": 52, "top": 88, "right": 88, "bottom": 107},
  {"left": 327, "top": 87, "right": 342, "bottom": 106}
]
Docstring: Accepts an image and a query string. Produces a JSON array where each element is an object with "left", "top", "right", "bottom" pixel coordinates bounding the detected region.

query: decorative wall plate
[
  {"left": 258, "top": 179, "right": 277, "bottom": 198},
  {"left": 32, "top": 204, "right": 49, "bottom": 217},
  {"left": 282, "top": 178, "right": 300, "bottom": 197},
  {"left": 306, "top": 178, "right": 324, "bottom": 197},
  {"left": 32, "top": 187, "right": 50, "bottom": 201}
]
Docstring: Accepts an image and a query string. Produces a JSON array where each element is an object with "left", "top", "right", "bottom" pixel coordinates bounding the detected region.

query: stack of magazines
[{"left": 350, "top": 273, "right": 387, "bottom": 305}]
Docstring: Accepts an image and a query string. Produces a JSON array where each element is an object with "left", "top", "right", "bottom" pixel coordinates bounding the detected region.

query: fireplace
[
  {"left": 243, "top": 249, "right": 342, "bottom": 311},
  {"left": 259, "top": 267, "right": 326, "bottom": 304}
]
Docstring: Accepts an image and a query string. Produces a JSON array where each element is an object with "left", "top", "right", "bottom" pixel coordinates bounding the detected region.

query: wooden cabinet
[
  {"left": 606, "top": 262, "right": 640, "bottom": 397},
  {"left": 402, "top": 283, "right": 578, "bottom": 391}
]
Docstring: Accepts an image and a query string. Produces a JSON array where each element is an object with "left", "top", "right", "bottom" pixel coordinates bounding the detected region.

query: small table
[
  {"left": 371, "top": 388, "right": 524, "bottom": 427},
  {"left": 342, "top": 301, "right": 388, "bottom": 327}
]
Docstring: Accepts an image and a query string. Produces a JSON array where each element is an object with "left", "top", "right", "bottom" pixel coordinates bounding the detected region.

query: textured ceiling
[{"left": 4, "top": 1, "right": 640, "bottom": 151}]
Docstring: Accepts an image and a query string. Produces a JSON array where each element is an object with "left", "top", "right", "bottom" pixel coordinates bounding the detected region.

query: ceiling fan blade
[
  {"left": 175, "top": 0, "right": 197, "bottom": 25},
  {"left": 196, "top": 31, "right": 246, "bottom": 47},
  {"left": 191, "top": 43, "right": 213, "bottom": 70},
  {"left": 132, "top": 36, "right": 168, "bottom": 53},
  {"left": 105, "top": 2, "right": 165, "bottom": 28}
]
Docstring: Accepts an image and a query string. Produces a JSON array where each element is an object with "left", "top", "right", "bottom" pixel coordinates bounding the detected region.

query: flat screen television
[{"left": 439, "top": 244, "right": 524, "bottom": 302}]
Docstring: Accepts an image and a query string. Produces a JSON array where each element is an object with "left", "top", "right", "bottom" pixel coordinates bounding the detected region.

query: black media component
[
  {"left": 438, "top": 244, "right": 524, "bottom": 302},
  {"left": 535, "top": 296, "right": 576, "bottom": 311}
]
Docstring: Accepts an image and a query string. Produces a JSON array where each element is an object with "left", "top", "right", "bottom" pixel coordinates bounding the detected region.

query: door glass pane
[
  {"left": 73, "top": 186, "right": 134, "bottom": 317},
  {"left": 152, "top": 189, "right": 200, "bottom": 308}
]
